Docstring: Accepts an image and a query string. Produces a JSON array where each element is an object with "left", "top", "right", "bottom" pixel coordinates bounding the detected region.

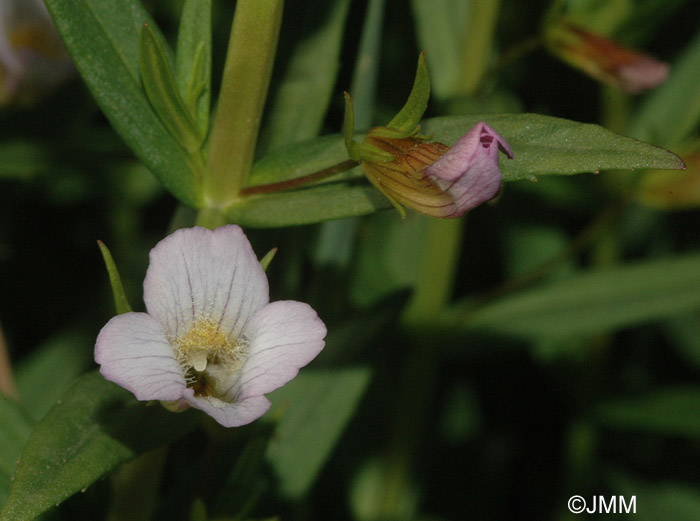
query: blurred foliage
[{"left": 2, "top": 0, "right": 700, "bottom": 520}]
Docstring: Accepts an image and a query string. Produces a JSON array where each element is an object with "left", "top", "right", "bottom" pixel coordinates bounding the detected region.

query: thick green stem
[
  {"left": 456, "top": 0, "right": 501, "bottom": 96},
  {"left": 206, "top": 0, "right": 284, "bottom": 207}
]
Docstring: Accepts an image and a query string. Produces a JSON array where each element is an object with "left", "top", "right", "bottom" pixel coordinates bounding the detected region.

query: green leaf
[
  {"left": 608, "top": 473, "right": 700, "bottom": 521},
  {"left": 595, "top": 387, "right": 700, "bottom": 438},
  {"left": 15, "top": 330, "right": 92, "bottom": 421},
  {"left": 234, "top": 113, "right": 683, "bottom": 226},
  {"left": 350, "top": 212, "right": 432, "bottom": 307},
  {"left": 98, "top": 241, "right": 133, "bottom": 314},
  {"left": 0, "top": 372, "right": 199, "bottom": 521},
  {"left": 140, "top": 23, "right": 203, "bottom": 153},
  {"left": 630, "top": 27, "right": 700, "bottom": 146},
  {"left": 387, "top": 53, "right": 431, "bottom": 132},
  {"left": 259, "top": 0, "right": 352, "bottom": 152},
  {"left": 43, "top": 0, "right": 202, "bottom": 207},
  {"left": 175, "top": 0, "right": 212, "bottom": 136},
  {"left": 422, "top": 113, "right": 686, "bottom": 180},
  {"left": 229, "top": 182, "right": 389, "bottom": 227},
  {"left": 0, "top": 398, "right": 33, "bottom": 506},
  {"left": 266, "top": 368, "right": 372, "bottom": 498},
  {"left": 446, "top": 251, "right": 700, "bottom": 340}
]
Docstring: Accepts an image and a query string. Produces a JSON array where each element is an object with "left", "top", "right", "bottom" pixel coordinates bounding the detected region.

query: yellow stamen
[{"left": 173, "top": 319, "right": 247, "bottom": 396}]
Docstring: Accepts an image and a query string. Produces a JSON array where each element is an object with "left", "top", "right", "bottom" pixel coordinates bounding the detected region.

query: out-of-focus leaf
[
  {"left": 447, "top": 251, "right": 700, "bottom": 340},
  {"left": 503, "top": 225, "right": 572, "bottom": 279},
  {"left": 15, "top": 330, "right": 92, "bottom": 421},
  {"left": 609, "top": 473, "right": 700, "bottom": 521},
  {"left": 664, "top": 313, "right": 700, "bottom": 370},
  {"left": 43, "top": 0, "right": 201, "bottom": 207},
  {"left": 0, "top": 398, "right": 33, "bottom": 506},
  {"left": 266, "top": 368, "right": 371, "bottom": 498},
  {"left": 0, "top": 372, "right": 199, "bottom": 521},
  {"left": 595, "top": 387, "right": 700, "bottom": 438},
  {"left": 175, "top": 0, "right": 212, "bottom": 136},
  {"left": 635, "top": 146, "right": 700, "bottom": 209},
  {"left": 630, "top": 28, "right": 700, "bottom": 146},
  {"left": 259, "top": 0, "right": 351, "bottom": 152},
  {"left": 409, "top": 0, "right": 468, "bottom": 99},
  {"left": 348, "top": 0, "right": 385, "bottom": 130},
  {"left": 0, "top": 142, "right": 50, "bottom": 181},
  {"left": 351, "top": 212, "right": 430, "bottom": 307}
]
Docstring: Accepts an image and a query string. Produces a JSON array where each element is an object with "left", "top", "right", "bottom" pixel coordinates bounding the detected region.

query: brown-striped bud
[{"left": 361, "top": 122, "right": 513, "bottom": 218}]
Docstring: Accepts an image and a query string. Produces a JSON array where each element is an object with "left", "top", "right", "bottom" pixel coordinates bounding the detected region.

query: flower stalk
[{"left": 240, "top": 159, "right": 359, "bottom": 196}]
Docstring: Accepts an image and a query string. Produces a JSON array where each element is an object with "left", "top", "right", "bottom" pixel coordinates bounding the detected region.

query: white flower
[
  {"left": 0, "top": 0, "right": 73, "bottom": 104},
  {"left": 95, "top": 225, "right": 326, "bottom": 427}
]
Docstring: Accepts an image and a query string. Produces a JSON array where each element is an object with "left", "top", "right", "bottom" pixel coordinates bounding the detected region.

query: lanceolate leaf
[
  {"left": 140, "top": 23, "right": 203, "bottom": 153},
  {"left": 266, "top": 368, "right": 372, "bottom": 498},
  {"left": 445, "top": 251, "right": 700, "bottom": 340},
  {"left": 0, "top": 372, "right": 199, "bottom": 521},
  {"left": 228, "top": 182, "right": 390, "bottom": 227},
  {"left": 175, "top": 0, "right": 212, "bottom": 136},
  {"left": 421, "top": 114, "right": 686, "bottom": 180},
  {"left": 232, "top": 113, "right": 683, "bottom": 226},
  {"left": 259, "top": 0, "right": 352, "bottom": 152},
  {"left": 43, "top": 0, "right": 202, "bottom": 207}
]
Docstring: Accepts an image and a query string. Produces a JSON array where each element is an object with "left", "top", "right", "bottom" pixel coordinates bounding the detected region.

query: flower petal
[
  {"left": 143, "top": 225, "right": 269, "bottom": 342},
  {"left": 229, "top": 301, "right": 326, "bottom": 400},
  {"left": 426, "top": 122, "right": 512, "bottom": 217},
  {"left": 183, "top": 389, "right": 272, "bottom": 427},
  {"left": 95, "top": 312, "right": 186, "bottom": 401}
]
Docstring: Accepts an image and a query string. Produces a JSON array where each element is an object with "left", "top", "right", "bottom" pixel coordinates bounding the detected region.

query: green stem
[
  {"left": 377, "top": 218, "right": 464, "bottom": 519},
  {"left": 455, "top": 0, "right": 502, "bottom": 96},
  {"left": 206, "top": 0, "right": 284, "bottom": 207},
  {"left": 195, "top": 207, "right": 228, "bottom": 230},
  {"left": 240, "top": 159, "right": 359, "bottom": 196}
]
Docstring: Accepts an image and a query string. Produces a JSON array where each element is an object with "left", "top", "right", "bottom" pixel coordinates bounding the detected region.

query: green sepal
[
  {"left": 175, "top": 0, "right": 212, "bottom": 137},
  {"left": 371, "top": 182, "right": 407, "bottom": 219},
  {"left": 343, "top": 93, "right": 396, "bottom": 162},
  {"left": 97, "top": 241, "right": 133, "bottom": 315},
  {"left": 367, "top": 126, "right": 421, "bottom": 140},
  {"left": 259, "top": 248, "right": 278, "bottom": 271},
  {"left": 140, "top": 23, "right": 203, "bottom": 154},
  {"left": 354, "top": 142, "right": 395, "bottom": 162},
  {"left": 386, "top": 52, "right": 430, "bottom": 133}
]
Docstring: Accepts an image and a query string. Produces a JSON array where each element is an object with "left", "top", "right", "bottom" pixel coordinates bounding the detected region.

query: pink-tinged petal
[
  {"left": 182, "top": 389, "right": 271, "bottom": 427},
  {"left": 425, "top": 122, "right": 512, "bottom": 217},
  {"left": 143, "top": 225, "right": 269, "bottom": 342},
  {"left": 228, "top": 301, "right": 326, "bottom": 400},
  {"left": 617, "top": 57, "right": 669, "bottom": 94},
  {"left": 95, "top": 312, "right": 186, "bottom": 402}
]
